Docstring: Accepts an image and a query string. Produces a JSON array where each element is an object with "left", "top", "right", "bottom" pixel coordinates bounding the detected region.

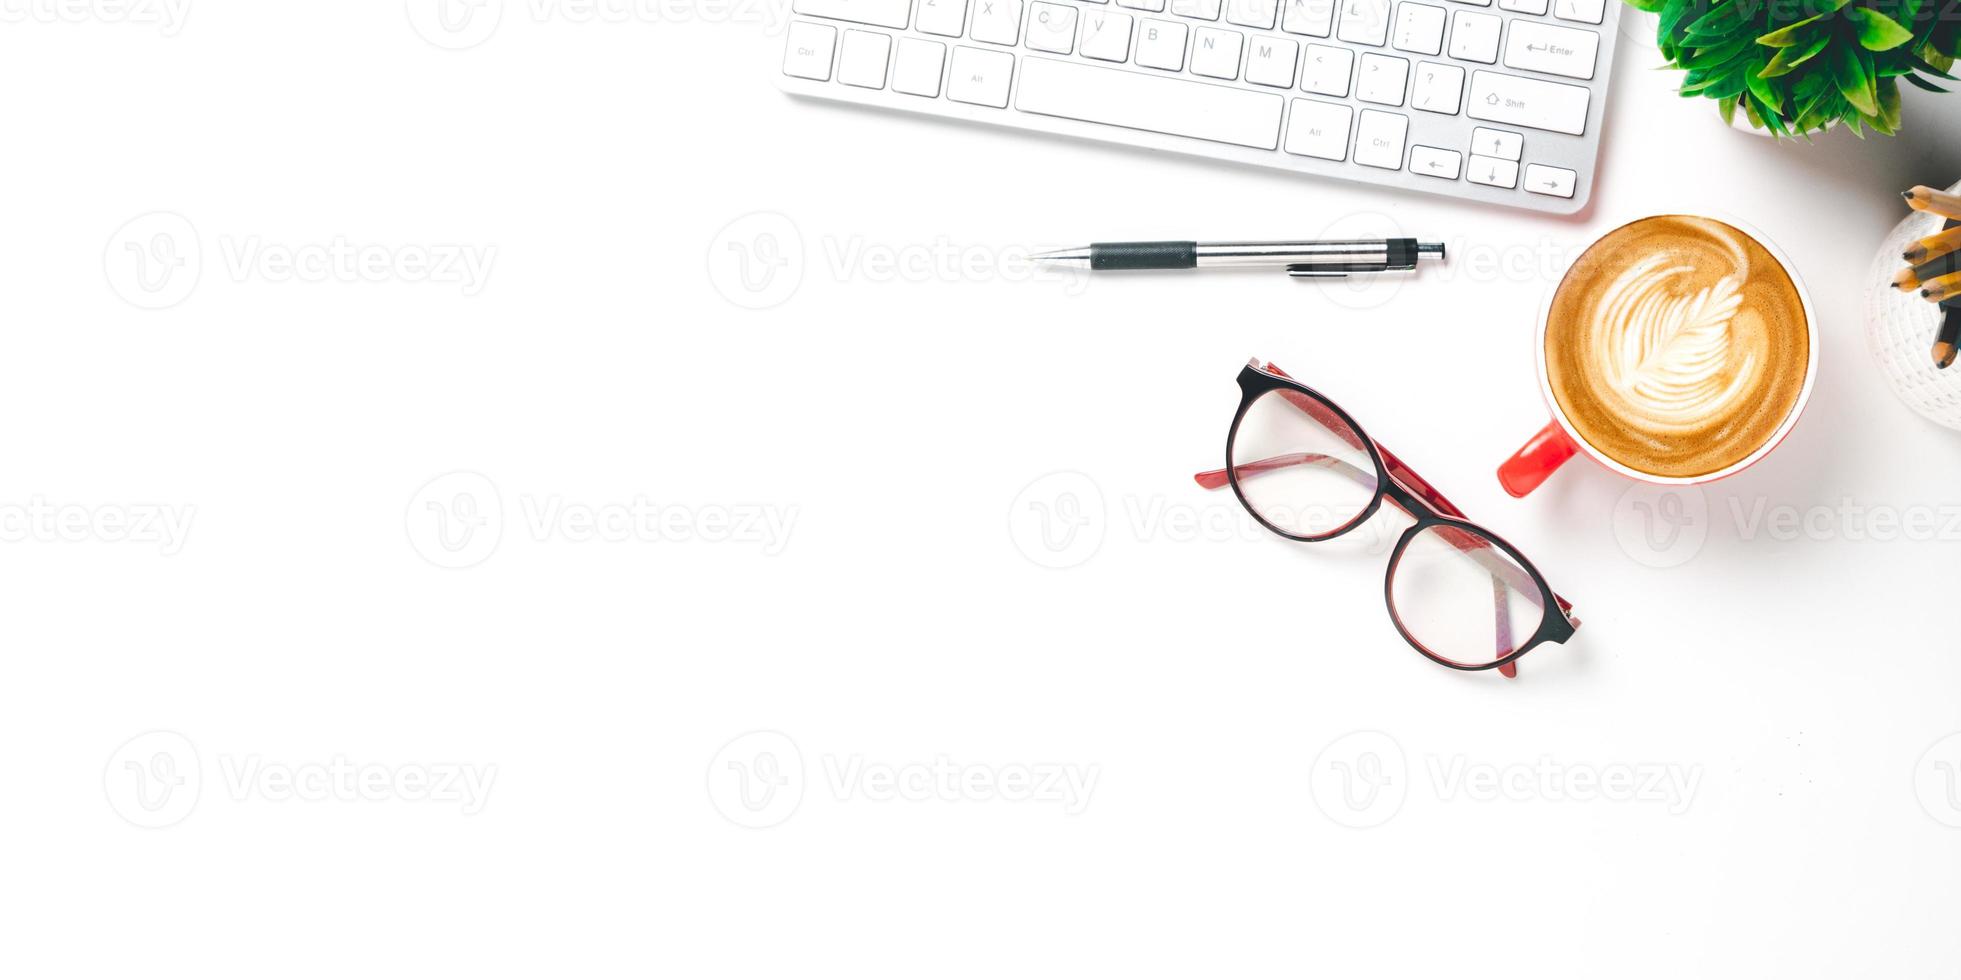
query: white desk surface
[{"left": 8, "top": 5, "right": 1961, "bottom": 976}]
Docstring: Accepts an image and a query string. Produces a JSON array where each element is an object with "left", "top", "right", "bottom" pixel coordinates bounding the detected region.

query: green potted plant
[{"left": 1628, "top": 0, "right": 1961, "bottom": 136}]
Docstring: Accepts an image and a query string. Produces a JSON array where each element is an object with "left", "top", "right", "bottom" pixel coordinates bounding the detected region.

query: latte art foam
[{"left": 1545, "top": 217, "right": 1809, "bottom": 479}]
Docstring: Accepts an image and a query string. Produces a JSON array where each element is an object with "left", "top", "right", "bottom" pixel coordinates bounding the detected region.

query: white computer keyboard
[{"left": 777, "top": 0, "right": 1618, "bottom": 214}]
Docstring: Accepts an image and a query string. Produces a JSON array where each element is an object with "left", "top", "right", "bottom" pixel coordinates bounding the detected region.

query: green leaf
[
  {"left": 1846, "top": 7, "right": 1915, "bottom": 50},
  {"left": 1874, "top": 76, "right": 1902, "bottom": 132},
  {"left": 1684, "top": 36, "right": 1756, "bottom": 68},
  {"left": 1762, "top": 31, "right": 1831, "bottom": 75},
  {"left": 1687, "top": 3, "right": 1749, "bottom": 37},
  {"left": 1719, "top": 93, "right": 1740, "bottom": 123},
  {"left": 1904, "top": 71, "right": 1950, "bottom": 92},
  {"left": 1745, "top": 61, "right": 1785, "bottom": 111},
  {"left": 1624, "top": 0, "right": 1667, "bottom": 11},
  {"left": 1758, "top": 15, "right": 1823, "bottom": 47},
  {"left": 1833, "top": 42, "right": 1879, "bottom": 113}
]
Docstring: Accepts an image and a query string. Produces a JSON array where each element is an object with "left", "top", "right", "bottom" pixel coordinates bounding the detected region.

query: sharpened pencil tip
[{"left": 1936, "top": 342, "right": 1956, "bottom": 369}]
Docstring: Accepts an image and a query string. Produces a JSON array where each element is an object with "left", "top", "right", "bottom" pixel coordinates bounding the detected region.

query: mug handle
[{"left": 1497, "top": 421, "right": 1579, "bottom": 498}]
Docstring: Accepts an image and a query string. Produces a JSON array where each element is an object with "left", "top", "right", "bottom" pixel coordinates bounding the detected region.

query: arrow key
[{"left": 1524, "top": 163, "right": 1577, "bottom": 198}]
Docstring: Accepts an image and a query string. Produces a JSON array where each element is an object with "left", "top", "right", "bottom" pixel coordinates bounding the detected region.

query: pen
[{"left": 1033, "top": 238, "right": 1448, "bottom": 277}]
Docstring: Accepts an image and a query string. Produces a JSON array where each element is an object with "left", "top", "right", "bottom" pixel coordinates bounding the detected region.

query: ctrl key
[{"left": 784, "top": 21, "right": 838, "bottom": 81}]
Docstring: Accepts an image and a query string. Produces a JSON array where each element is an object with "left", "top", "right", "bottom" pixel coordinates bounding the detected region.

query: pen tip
[{"left": 1936, "top": 341, "right": 1956, "bottom": 369}]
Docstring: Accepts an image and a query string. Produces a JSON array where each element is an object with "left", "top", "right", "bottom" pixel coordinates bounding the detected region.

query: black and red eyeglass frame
[{"left": 1193, "top": 360, "right": 1579, "bottom": 678}]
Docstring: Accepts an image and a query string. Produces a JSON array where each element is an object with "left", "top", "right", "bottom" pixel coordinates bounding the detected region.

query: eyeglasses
[{"left": 1194, "top": 360, "right": 1579, "bottom": 677}]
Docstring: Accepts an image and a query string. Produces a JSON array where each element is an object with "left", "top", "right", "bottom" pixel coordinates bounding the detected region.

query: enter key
[{"left": 1502, "top": 21, "right": 1598, "bottom": 80}]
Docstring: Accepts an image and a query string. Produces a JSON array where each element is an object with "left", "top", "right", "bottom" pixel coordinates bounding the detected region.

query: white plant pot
[
  {"left": 1865, "top": 179, "right": 1961, "bottom": 431},
  {"left": 1728, "top": 111, "right": 1834, "bottom": 137}
]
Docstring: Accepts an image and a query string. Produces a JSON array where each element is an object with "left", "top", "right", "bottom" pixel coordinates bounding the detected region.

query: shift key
[
  {"left": 1467, "top": 70, "right": 1589, "bottom": 135},
  {"left": 792, "top": 0, "right": 913, "bottom": 28}
]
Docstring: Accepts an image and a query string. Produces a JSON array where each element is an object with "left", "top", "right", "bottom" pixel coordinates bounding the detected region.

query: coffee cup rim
[{"left": 1532, "top": 212, "right": 1820, "bottom": 487}]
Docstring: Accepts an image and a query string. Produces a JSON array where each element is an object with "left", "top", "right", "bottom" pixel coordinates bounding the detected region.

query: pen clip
[{"left": 1286, "top": 265, "right": 1348, "bottom": 279}]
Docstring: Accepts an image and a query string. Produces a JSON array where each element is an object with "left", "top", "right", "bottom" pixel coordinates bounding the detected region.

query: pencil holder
[{"left": 1865, "top": 180, "right": 1961, "bottom": 432}]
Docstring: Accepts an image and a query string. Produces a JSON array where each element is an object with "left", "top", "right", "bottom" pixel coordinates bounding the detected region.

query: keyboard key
[
  {"left": 839, "top": 29, "right": 892, "bottom": 87},
  {"left": 1192, "top": 26, "right": 1244, "bottom": 77},
  {"left": 1027, "top": 1, "right": 1079, "bottom": 52},
  {"left": 783, "top": 21, "right": 838, "bottom": 80},
  {"left": 1357, "top": 52, "right": 1408, "bottom": 104},
  {"left": 1504, "top": 21, "right": 1599, "bottom": 80},
  {"left": 1411, "top": 61, "right": 1463, "bottom": 112},
  {"left": 1467, "top": 69, "right": 1590, "bottom": 134},
  {"left": 1471, "top": 126, "right": 1522, "bottom": 158},
  {"left": 1173, "top": 0, "right": 1222, "bottom": 17},
  {"left": 1468, "top": 153, "right": 1518, "bottom": 187},
  {"left": 1553, "top": 0, "right": 1604, "bottom": 23},
  {"left": 1525, "top": 163, "right": 1577, "bottom": 197},
  {"left": 1336, "top": 0, "right": 1391, "bottom": 45},
  {"left": 1353, "top": 108, "right": 1408, "bottom": 168},
  {"left": 1301, "top": 43, "right": 1354, "bottom": 95},
  {"left": 916, "top": 0, "right": 967, "bottom": 35},
  {"left": 1225, "top": 0, "right": 1280, "bottom": 28},
  {"left": 1246, "top": 34, "right": 1300, "bottom": 86},
  {"left": 1499, "top": 0, "right": 1546, "bottom": 12},
  {"left": 1450, "top": 0, "right": 1491, "bottom": 5},
  {"left": 948, "top": 45, "right": 1015, "bottom": 105},
  {"left": 1138, "top": 18, "right": 1188, "bottom": 67},
  {"left": 792, "top": 0, "right": 912, "bottom": 28},
  {"left": 892, "top": 37, "right": 947, "bottom": 95},
  {"left": 1015, "top": 55, "right": 1286, "bottom": 148},
  {"left": 1080, "top": 10, "right": 1134, "bottom": 59},
  {"left": 1448, "top": 10, "right": 1499, "bottom": 62},
  {"left": 970, "top": 0, "right": 1023, "bottom": 44},
  {"left": 1119, "top": 0, "right": 1167, "bottom": 11},
  {"left": 1282, "top": 0, "right": 1336, "bottom": 35},
  {"left": 1391, "top": 2, "right": 1445, "bottom": 55},
  {"left": 1410, "top": 144, "right": 1462, "bottom": 178},
  {"left": 1284, "top": 98, "right": 1354, "bottom": 159}
]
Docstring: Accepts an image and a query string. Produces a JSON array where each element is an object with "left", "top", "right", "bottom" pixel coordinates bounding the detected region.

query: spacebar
[{"left": 1015, "top": 57, "right": 1284, "bottom": 151}]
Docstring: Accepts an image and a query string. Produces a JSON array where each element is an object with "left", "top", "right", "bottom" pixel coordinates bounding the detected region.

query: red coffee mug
[{"left": 1497, "top": 215, "right": 1819, "bottom": 497}]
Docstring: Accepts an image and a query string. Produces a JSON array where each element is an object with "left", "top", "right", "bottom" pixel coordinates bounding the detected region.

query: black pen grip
[{"left": 1091, "top": 241, "right": 1198, "bottom": 270}]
